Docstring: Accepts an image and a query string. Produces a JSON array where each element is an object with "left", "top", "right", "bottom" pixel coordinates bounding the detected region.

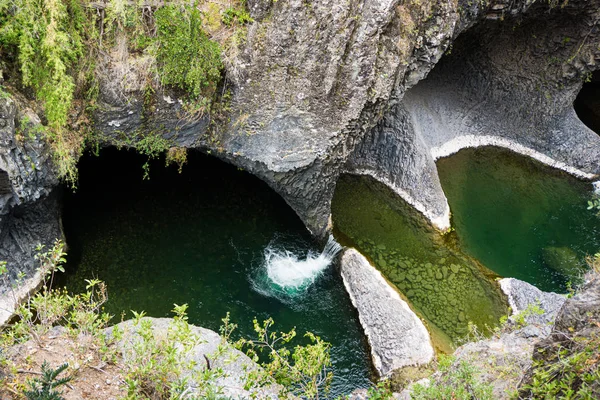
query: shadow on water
[
  {"left": 437, "top": 146, "right": 600, "bottom": 293},
  {"left": 58, "top": 147, "right": 373, "bottom": 396}
]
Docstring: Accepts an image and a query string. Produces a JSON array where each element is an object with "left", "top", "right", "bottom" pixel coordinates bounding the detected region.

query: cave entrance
[
  {"left": 59, "top": 147, "right": 372, "bottom": 395},
  {"left": 575, "top": 70, "right": 600, "bottom": 134}
]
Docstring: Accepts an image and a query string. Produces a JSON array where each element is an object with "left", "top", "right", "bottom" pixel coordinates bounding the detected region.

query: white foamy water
[{"left": 252, "top": 235, "right": 343, "bottom": 300}]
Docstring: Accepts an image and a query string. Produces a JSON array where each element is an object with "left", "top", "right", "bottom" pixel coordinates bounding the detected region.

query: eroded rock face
[
  {"left": 80, "top": 0, "right": 600, "bottom": 236},
  {"left": 2, "top": 0, "right": 599, "bottom": 329},
  {"left": 0, "top": 96, "right": 61, "bottom": 325},
  {"left": 499, "top": 278, "right": 566, "bottom": 335},
  {"left": 340, "top": 248, "right": 434, "bottom": 377},
  {"left": 350, "top": 0, "right": 600, "bottom": 230}
]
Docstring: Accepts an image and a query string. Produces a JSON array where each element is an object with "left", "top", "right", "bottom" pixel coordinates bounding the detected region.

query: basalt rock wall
[{"left": 1, "top": 0, "right": 600, "bottom": 320}]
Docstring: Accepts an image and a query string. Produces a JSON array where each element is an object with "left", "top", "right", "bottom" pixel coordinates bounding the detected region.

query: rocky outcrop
[
  {"left": 109, "top": 317, "right": 282, "bottom": 399},
  {"left": 396, "top": 276, "right": 567, "bottom": 399},
  {"left": 499, "top": 277, "right": 566, "bottom": 333},
  {"left": 0, "top": 96, "right": 61, "bottom": 325},
  {"left": 340, "top": 248, "right": 434, "bottom": 377},
  {"left": 1, "top": 0, "right": 599, "bottom": 334},
  {"left": 350, "top": 0, "right": 600, "bottom": 230},
  {"left": 72, "top": 0, "right": 599, "bottom": 237},
  {"left": 520, "top": 271, "right": 600, "bottom": 397}
]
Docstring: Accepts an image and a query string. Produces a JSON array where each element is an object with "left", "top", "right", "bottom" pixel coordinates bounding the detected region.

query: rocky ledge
[
  {"left": 397, "top": 274, "right": 580, "bottom": 399},
  {"left": 340, "top": 248, "right": 434, "bottom": 377}
]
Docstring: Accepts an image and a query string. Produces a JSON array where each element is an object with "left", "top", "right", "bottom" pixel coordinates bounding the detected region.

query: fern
[{"left": 22, "top": 361, "right": 72, "bottom": 400}]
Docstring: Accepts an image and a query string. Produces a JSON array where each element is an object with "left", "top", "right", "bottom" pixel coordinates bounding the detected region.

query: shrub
[
  {"left": 154, "top": 2, "right": 223, "bottom": 100},
  {"left": 411, "top": 355, "right": 493, "bottom": 400}
]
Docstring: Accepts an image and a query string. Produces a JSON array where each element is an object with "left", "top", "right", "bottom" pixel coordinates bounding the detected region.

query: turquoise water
[
  {"left": 437, "top": 147, "right": 600, "bottom": 293},
  {"left": 59, "top": 148, "right": 372, "bottom": 396}
]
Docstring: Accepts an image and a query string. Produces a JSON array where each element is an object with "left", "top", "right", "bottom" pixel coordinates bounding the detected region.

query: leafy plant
[
  {"left": 22, "top": 361, "right": 72, "bottom": 400},
  {"left": 154, "top": 1, "right": 223, "bottom": 100},
  {"left": 587, "top": 198, "right": 600, "bottom": 216},
  {"left": 238, "top": 317, "right": 333, "bottom": 399},
  {"left": 411, "top": 355, "right": 493, "bottom": 400},
  {"left": 366, "top": 381, "right": 394, "bottom": 399},
  {"left": 221, "top": 5, "right": 253, "bottom": 27},
  {"left": 512, "top": 302, "right": 545, "bottom": 329},
  {"left": 521, "top": 328, "right": 600, "bottom": 399}
]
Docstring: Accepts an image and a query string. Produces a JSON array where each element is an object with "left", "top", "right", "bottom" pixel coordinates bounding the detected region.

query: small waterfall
[{"left": 251, "top": 235, "right": 343, "bottom": 301}]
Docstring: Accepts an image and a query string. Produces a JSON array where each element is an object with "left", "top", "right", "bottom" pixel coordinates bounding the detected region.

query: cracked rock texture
[
  {"left": 0, "top": 96, "right": 61, "bottom": 325},
  {"left": 1, "top": 0, "right": 600, "bottom": 328},
  {"left": 340, "top": 248, "right": 434, "bottom": 377}
]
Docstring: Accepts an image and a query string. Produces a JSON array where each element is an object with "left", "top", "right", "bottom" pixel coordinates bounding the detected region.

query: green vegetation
[
  {"left": 520, "top": 255, "right": 600, "bottom": 399},
  {"left": 587, "top": 197, "right": 600, "bottom": 216},
  {"left": 522, "top": 334, "right": 600, "bottom": 399},
  {"left": 512, "top": 302, "right": 545, "bottom": 329},
  {"left": 237, "top": 317, "right": 333, "bottom": 399},
  {"left": 0, "top": 0, "right": 250, "bottom": 185},
  {"left": 23, "top": 362, "right": 71, "bottom": 400},
  {"left": 411, "top": 355, "right": 494, "bottom": 400},
  {"left": 154, "top": 3, "right": 222, "bottom": 100},
  {"left": 0, "top": 241, "right": 333, "bottom": 399}
]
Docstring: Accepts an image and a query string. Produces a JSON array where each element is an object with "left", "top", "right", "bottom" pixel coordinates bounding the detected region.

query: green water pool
[
  {"left": 437, "top": 146, "right": 600, "bottom": 293},
  {"left": 332, "top": 175, "right": 508, "bottom": 349},
  {"left": 59, "top": 148, "right": 372, "bottom": 396}
]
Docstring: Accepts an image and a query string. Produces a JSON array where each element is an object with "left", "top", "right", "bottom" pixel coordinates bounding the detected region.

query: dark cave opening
[
  {"left": 58, "top": 146, "right": 373, "bottom": 396},
  {"left": 574, "top": 70, "right": 600, "bottom": 134}
]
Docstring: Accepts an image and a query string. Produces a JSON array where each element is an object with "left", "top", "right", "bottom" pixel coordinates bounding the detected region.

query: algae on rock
[{"left": 332, "top": 174, "right": 508, "bottom": 347}]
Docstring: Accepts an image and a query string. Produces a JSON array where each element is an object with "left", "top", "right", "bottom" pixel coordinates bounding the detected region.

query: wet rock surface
[{"left": 340, "top": 248, "right": 434, "bottom": 377}]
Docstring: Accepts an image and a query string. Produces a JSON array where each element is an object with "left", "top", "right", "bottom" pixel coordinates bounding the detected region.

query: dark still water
[
  {"left": 437, "top": 147, "right": 600, "bottom": 293},
  {"left": 59, "top": 148, "right": 372, "bottom": 396}
]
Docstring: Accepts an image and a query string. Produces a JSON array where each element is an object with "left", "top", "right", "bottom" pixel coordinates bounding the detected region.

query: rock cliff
[{"left": 1, "top": 0, "right": 599, "bottom": 328}]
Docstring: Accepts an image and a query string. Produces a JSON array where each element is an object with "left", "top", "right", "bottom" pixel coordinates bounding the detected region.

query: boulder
[
  {"left": 108, "top": 317, "right": 282, "bottom": 399},
  {"left": 542, "top": 246, "right": 586, "bottom": 280}
]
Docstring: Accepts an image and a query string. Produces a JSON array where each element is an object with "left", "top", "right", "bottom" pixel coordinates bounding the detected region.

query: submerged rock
[
  {"left": 542, "top": 246, "right": 586, "bottom": 281},
  {"left": 340, "top": 248, "right": 434, "bottom": 377}
]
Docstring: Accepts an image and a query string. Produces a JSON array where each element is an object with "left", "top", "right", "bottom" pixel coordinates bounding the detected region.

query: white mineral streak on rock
[
  {"left": 431, "top": 136, "right": 596, "bottom": 179},
  {"left": 350, "top": 168, "right": 451, "bottom": 231}
]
